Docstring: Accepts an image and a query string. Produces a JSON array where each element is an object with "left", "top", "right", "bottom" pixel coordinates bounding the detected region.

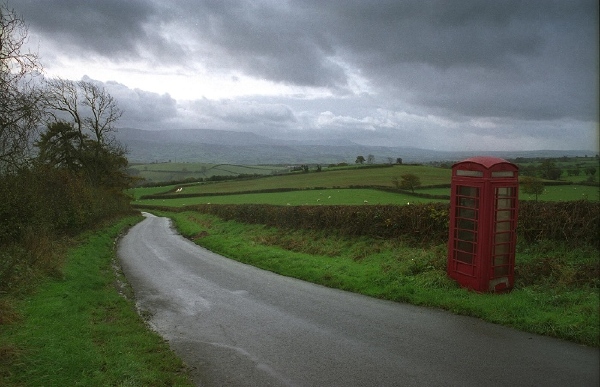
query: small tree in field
[
  {"left": 399, "top": 173, "right": 421, "bottom": 193},
  {"left": 521, "top": 176, "right": 544, "bottom": 201},
  {"left": 355, "top": 155, "right": 365, "bottom": 164}
]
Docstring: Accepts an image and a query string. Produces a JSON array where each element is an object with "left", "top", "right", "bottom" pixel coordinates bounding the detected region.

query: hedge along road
[{"left": 118, "top": 213, "right": 599, "bottom": 387}]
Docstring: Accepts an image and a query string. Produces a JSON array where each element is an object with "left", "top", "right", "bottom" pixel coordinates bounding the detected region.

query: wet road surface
[{"left": 118, "top": 213, "right": 599, "bottom": 386}]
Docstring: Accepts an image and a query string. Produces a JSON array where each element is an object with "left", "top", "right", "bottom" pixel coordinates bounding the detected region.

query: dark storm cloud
[
  {"left": 313, "top": 0, "right": 598, "bottom": 120},
  {"left": 17, "top": 1, "right": 598, "bottom": 108},
  {"left": 165, "top": 0, "right": 597, "bottom": 121},
  {"left": 15, "top": 0, "right": 185, "bottom": 62},
  {"left": 101, "top": 80, "right": 179, "bottom": 126},
  {"left": 12, "top": 0, "right": 598, "bottom": 150}
]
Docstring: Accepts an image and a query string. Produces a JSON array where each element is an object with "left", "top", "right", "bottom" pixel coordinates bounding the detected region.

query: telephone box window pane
[
  {"left": 496, "top": 198, "right": 513, "bottom": 209},
  {"left": 494, "top": 266, "right": 509, "bottom": 276},
  {"left": 496, "top": 187, "right": 514, "bottom": 197},
  {"left": 494, "top": 255, "right": 509, "bottom": 266},
  {"left": 459, "top": 197, "right": 477, "bottom": 207},
  {"left": 493, "top": 255, "right": 509, "bottom": 276},
  {"left": 458, "top": 186, "right": 479, "bottom": 197},
  {"left": 458, "top": 219, "right": 477, "bottom": 231},
  {"left": 494, "top": 243, "right": 510, "bottom": 255},
  {"left": 495, "top": 233, "right": 510, "bottom": 244},
  {"left": 457, "top": 241, "right": 475, "bottom": 253},
  {"left": 496, "top": 210, "right": 511, "bottom": 221},
  {"left": 456, "top": 170, "right": 483, "bottom": 177},
  {"left": 496, "top": 221, "right": 511, "bottom": 232},
  {"left": 456, "top": 251, "right": 473, "bottom": 264},
  {"left": 457, "top": 229, "right": 476, "bottom": 242},
  {"left": 491, "top": 171, "right": 514, "bottom": 178},
  {"left": 459, "top": 208, "right": 477, "bottom": 219}
]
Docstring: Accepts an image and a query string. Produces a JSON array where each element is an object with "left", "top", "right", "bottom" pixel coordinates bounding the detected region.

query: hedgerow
[
  {"left": 135, "top": 200, "right": 599, "bottom": 247},
  {"left": 0, "top": 166, "right": 132, "bottom": 292}
]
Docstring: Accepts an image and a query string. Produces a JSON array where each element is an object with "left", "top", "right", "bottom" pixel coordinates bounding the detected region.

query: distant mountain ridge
[
  {"left": 115, "top": 127, "right": 593, "bottom": 165},
  {"left": 117, "top": 128, "right": 281, "bottom": 146}
]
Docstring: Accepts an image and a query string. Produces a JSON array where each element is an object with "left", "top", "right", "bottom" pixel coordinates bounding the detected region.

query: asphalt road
[{"left": 118, "top": 213, "right": 599, "bottom": 387}]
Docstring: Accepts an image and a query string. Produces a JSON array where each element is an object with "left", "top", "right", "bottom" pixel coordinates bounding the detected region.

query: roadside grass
[
  {"left": 0, "top": 216, "right": 193, "bottom": 386},
  {"left": 156, "top": 210, "right": 599, "bottom": 347},
  {"left": 135, "top": 188, "right": 443, "bottom": 207}
]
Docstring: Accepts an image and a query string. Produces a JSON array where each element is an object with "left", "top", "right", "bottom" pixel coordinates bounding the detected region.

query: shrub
[
  {"left": 0, "top": 165, "right": 131, "bottom": 292},
  {"left": 136, "top": 200, "right": 599, "bottom": 247}
]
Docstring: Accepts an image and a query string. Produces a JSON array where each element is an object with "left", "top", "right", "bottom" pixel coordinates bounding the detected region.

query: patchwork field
[{"left": 130, "top": 162, "right": 598, "bottom": 205}]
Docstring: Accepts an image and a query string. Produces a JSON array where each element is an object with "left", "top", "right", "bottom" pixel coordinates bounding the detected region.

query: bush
[
  {"left": 0, "top": 165, "right": 132, "bottom": 292},
  {"left": 136, "top": 200, "right": 599, "bottom": 248}
]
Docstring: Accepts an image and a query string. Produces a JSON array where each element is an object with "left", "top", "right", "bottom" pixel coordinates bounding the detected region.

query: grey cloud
[
  {"left": 102, "top": 80, "right": 179, "bottom": 127},
  {"left": 12, "top": 0, "right": 598, "bottom": 151},
  {"left": 182, "top": 98, "right": 297, "bottom": 128},
  {"left": 16, "top": 0, "right": 185, "bottom": 62},
  {"left": 172, "top": 0, "right": 348, "bottom": 88}
]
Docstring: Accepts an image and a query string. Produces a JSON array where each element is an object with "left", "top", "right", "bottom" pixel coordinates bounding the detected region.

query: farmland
[
  {"left": 129, "top": 162, "right": 289, "bottom": 183},
  {"left": 130, "top": 162, "right": 599, "bottom": 205},
  {"left": 136, "top": 188, "right": 439, "bottom": 207},
  {"left": 127, "top": 160, "right": 599, "bottom": 347}
]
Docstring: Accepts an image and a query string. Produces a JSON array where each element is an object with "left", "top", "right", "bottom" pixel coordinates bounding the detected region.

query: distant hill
[{"left": 115, "top": 127, "right": 593, "bottom": 165}]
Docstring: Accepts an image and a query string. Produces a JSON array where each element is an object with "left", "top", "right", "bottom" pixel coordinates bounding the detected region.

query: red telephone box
[{"left": 447, "top": 157, "right": 519, "bottom": 292}]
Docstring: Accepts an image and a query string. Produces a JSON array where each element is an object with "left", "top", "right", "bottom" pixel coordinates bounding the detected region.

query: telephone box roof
[{"left": 453, "top": 156, "right": 515, "bottom": 170}]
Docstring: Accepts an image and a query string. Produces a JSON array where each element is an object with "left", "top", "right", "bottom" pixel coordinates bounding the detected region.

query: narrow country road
[{"left": 118, "top": 213, "right": 599, "bottom": 387}]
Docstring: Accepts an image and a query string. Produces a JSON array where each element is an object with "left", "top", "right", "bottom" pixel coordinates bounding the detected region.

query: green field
[
  {"left": 418, "top": 185, "right": 599, "bottom": 202},
  {"left": 158, "top": 164, "right": 451, "bottom": 195},
  {"left": 131, "top": 163, "right": 598, "bottom": 205},
  {"left": 130, "top": 162, "right": 289, "bottom": 183},
  {"left": 126, "top": 161, "right": 600, "bottom": 347},
  {"left": 135, "top": 188, "right": 440, "bottom": 207}
]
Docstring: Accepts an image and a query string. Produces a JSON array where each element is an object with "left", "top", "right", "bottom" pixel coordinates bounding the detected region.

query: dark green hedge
[
  {"left": 518, "top": 201, "right": 599, "bottom": 246},
  {"left": 136, "top": 200, "right": 599, "bottom": 247}
]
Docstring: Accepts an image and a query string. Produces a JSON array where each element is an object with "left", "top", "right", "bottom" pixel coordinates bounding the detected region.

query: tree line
[{"left": 1, "top": 4, "right": 132, "bottom": 291}]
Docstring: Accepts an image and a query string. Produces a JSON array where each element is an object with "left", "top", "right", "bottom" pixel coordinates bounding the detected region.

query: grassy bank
[
  {"left": 156, "top": 210, "right": 599, "bottom": 347},
  {"left": 0, "top": 216, "right": 193, "bottom": 386}
]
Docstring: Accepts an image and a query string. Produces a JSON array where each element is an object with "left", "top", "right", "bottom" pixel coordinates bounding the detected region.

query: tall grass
[
  {"left": 158, "top": 210, "right": 599, "bottom": 347},
  {"left": 0, "top": 216, "right": 193, "bottom": 386}
]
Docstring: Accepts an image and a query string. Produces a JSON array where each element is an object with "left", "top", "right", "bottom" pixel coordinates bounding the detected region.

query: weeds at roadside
[{"left": 0, "top": 216, "right": 194, "bottom": 386}]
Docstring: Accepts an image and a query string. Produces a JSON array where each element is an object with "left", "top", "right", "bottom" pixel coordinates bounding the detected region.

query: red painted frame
[{"left": 447, "top": 157, "right": 519, "bottom": 292}]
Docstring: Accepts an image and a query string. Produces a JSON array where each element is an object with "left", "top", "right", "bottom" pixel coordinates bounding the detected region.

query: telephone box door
[
  {"left": 488, "top": 184, "right": 518, "bottom": 291},
  {"left": 448, "top": 183, "right": 485, "bottom": 290}
]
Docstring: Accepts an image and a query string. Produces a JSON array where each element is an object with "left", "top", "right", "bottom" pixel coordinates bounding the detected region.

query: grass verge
[
  {"left": 157, "top": 210, "right": 599, "bottom": 347},
  {"left": 0, "top": 215, "right": 194, "bottom": 386}
]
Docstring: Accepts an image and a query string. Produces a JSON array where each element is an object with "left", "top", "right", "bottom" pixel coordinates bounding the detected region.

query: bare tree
[
  {"left": 0, "top": 3, "right": 44, "bottom": 173},
  {"left": 44, "top": 78, "right": 122, "bottom": 146},
  {"left": 42, "top": 78, "right": 127, "bottom": 187}
]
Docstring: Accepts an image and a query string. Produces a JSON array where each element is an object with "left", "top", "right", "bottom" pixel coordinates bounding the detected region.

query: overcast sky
[{"left": 14, "top": 0, "right": 599, "bottom": 151}]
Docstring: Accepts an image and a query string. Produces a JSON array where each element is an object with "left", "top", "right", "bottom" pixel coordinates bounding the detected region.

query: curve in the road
[{"left": 118, "top": 213, "right": 599, "bottom": 387}]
